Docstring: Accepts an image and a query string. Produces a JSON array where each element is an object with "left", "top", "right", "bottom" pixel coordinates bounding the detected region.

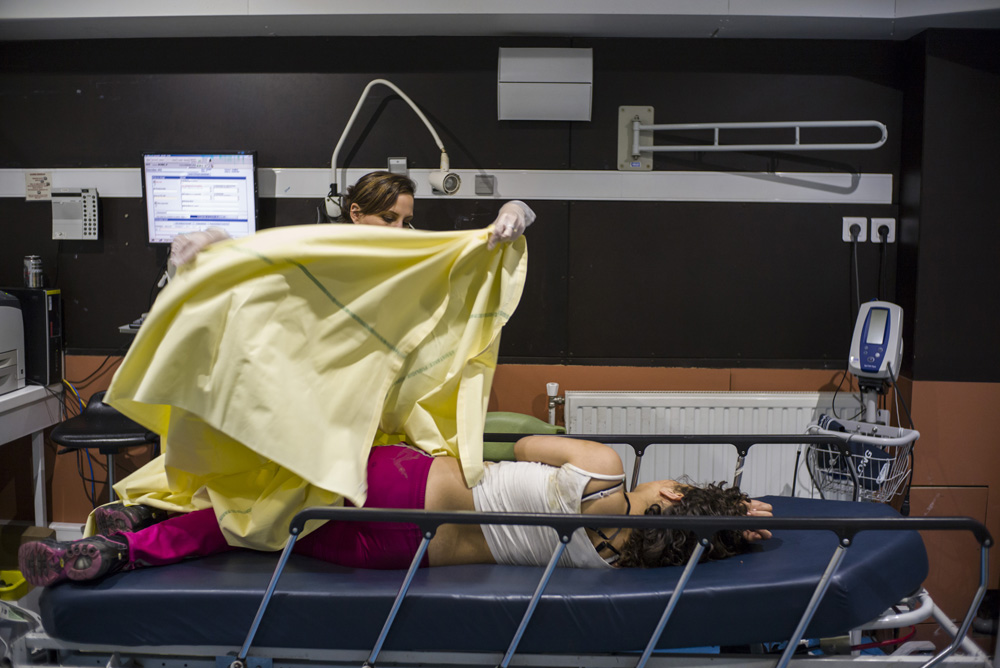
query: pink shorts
[
  {"left": 126, "top": 444, "right": 434, "bottom": 570},
  {"left": 294, "top": 444, "right": 434, "bottom": 569}
]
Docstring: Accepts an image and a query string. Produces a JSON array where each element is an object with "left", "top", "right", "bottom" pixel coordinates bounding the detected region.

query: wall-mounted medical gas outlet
[
  {"left": 842, "top": 217, "right": 867, "bottom": 242},
  {"left": 52, "top": 187, "right": 99, "bottom": 240},
  {"left": 474, "top": 174, "right": 496, "bottom": 196},
  {"left": 870, "top": 217, "right": 895, "bottom": 243}
]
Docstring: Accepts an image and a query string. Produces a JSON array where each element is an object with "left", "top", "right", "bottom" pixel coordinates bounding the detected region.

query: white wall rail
[{"left": 0, "top": 167, "right": 893, "bottom": 204}]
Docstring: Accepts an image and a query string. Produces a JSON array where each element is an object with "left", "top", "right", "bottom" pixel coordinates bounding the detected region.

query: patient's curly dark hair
[{"left": 617, "top": 482, "right": 752, "bottom": 568}]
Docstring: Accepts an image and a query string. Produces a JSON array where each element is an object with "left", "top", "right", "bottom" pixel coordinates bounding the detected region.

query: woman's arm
[
  {"left": 513, "top": 435, "right": 624, "bottom": 478},
  {"left": 515, "top": 435, "right": 628, "bottom": 518}
]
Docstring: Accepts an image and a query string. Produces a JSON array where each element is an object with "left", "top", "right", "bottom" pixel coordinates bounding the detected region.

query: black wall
[
  {"left": 0, "top": 33, "right": 996, "bottom": 380},
  {"left": 903, "top": 32, "right": 1000, "bottom": 382}
]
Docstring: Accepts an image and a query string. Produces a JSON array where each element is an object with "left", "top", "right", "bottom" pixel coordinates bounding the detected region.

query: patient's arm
[{"left": 513, "top": 435, "right": 623, "bottom": 478}]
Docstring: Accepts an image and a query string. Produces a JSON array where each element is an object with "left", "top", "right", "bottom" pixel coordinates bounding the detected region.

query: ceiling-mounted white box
[{"left": 498, "top": 48, "right": 592, "bottom": 121}]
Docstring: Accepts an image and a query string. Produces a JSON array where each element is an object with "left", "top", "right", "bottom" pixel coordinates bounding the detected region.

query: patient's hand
[{"left": 743, "top": 499, "right": 773, "bottom": 542}]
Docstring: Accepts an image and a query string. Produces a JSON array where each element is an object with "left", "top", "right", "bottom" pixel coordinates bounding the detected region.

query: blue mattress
[{"left": 39, "top": 496, "right": 927, "bottom": 652}]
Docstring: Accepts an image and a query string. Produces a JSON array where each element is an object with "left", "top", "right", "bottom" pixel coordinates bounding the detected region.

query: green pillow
[{"left": 483, "top": 411, "right": 565, "bottom": 461}]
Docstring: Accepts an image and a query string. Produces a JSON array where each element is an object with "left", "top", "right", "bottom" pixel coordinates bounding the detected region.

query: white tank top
[{"left": 471, "top": 460, "right": 625, "bottom": 569}]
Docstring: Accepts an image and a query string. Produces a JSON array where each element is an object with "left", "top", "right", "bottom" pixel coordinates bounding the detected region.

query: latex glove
[
  {"left": 487, "top": 200, "right": 536, "bottom": 250},
  {"left": 170, "top": 228, "right": 232, "bottom": 267}
]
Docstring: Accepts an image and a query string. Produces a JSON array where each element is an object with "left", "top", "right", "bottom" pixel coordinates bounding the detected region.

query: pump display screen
[{"left": 866, "top": 308, "right": 888, "bottom": 345}]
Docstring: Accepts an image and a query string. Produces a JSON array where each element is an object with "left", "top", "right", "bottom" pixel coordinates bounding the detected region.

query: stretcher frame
[
  {"left": 1, "top": 434, "right": 994, "bottom": 668},
  {"left": 3, "top": 513, "right": 991, "bottom": 668}
]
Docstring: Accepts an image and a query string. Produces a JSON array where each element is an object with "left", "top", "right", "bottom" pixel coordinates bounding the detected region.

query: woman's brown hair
[{"left": 339, "top": 171, "right": 416, "bottom": 223}]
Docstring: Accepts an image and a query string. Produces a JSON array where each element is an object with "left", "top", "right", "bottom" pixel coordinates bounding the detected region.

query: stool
[{"left": 50, "top": 391, "right": 160, "bottom": 502}]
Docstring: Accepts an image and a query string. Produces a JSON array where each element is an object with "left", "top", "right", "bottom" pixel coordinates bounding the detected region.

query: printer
[{"left": 0, "top": 291, "right": 26, "bottom": 396}]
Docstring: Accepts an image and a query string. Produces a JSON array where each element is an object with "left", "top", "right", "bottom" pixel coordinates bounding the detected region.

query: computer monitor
[{"left": 142, "top": 152, "right": 259, "bottom": 244}]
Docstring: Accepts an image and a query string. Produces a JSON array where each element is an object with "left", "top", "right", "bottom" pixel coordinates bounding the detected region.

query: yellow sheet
[{"left": 104, "top": 224, "right": 527, "bottom": 550}]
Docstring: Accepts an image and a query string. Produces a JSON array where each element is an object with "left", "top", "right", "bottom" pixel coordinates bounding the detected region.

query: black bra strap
[
  {"left": 594, "top": 539, "right": 621, "bottom": 564},
  {"left": 581, "top": 480, "right": 624, "bottom": 503},
  {"left": 589, "top": 493, "right": 631, "bottom": 564}
]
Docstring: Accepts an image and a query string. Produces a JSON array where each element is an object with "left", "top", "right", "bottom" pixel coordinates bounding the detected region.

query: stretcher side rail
[
  {"left": 485, "top": 432, "right": 868, "bottom": 499},
  {"left": 230, "top": 507, "right": 992, "bottom": 668}
]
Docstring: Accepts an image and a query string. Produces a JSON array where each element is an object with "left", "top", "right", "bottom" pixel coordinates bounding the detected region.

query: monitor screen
[
  {"left": 865, "top": 308, "right": 888, "bottom": 345},
  {"left": 142, "top": 152, "right": 259, "bottom": 244}
]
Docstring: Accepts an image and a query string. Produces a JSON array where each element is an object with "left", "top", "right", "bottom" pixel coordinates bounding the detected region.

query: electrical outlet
[
  {"left": 842, "top": 217, "right": 867, "bottom": 242},
  {"left": 870, "top": 217, "right": 896, "bottom": 243}
]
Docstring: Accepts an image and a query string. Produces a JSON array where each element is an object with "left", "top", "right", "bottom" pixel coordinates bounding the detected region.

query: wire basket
[{"left": 806, "top": 438, "right": 913, "bottom": 504}]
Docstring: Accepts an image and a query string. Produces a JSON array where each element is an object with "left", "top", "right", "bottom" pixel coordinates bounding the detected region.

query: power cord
[
  {"left": 877, "top": 223, "right": 890, "bottom": 300},
  {"left": 887, "top": 361, "right": 915, "bottom": 516},
  {"left": 887, "top": 362, "right": 915, "bottom": 430},
  {"left": 147, "top": 253, "right": 171, "bottom": 311},
  {"left": 849, "top": 222, "right": 862, "bottom": 320},
  {"left": 61, "top": 379, "right": 99, "bottom": 507},
  {"left": 66, "top": 340, "right": 129, "bottom": 390},
  {"left": 829, "top": 368, "right": 864, "bottom": 421}
]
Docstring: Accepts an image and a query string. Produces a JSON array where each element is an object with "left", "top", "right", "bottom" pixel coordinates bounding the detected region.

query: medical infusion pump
[
  {"left": 848, "top": 300, "right": 903, "bottom": 384},
  {"left": 52, "top": 187, "right": 99, "bottom": 240}
]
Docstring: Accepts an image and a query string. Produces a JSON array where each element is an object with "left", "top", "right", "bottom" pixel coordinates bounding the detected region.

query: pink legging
[
  {"left": 127, "top": 506, "right": 234, "bottom": 566},
  {"left": 126, "top": 444, "right": 434, "bottom": 570}
]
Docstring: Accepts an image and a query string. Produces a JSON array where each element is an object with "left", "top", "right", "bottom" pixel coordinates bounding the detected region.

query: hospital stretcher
[{"left": 2, "top": 435, "right": 993, "bottom": 668}]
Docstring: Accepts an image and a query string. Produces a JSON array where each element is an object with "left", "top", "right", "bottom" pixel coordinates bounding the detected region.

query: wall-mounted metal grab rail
[{"left": 631, "top": 119, "right": 888, "bottom": 155}]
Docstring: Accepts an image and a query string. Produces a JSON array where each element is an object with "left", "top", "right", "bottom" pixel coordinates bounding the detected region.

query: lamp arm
[{"left": 329, "top": 79, "right": 449, "bottom": 201}]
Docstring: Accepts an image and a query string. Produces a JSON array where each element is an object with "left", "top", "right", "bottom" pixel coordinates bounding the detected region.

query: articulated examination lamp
[{"left": 325, "top": 79, "right": 460, "bottom": 219}]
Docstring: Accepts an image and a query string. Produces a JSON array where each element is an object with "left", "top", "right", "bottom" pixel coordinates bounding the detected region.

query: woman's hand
[
  {"left": 743, "top": 499, "right": 774, "bottom": 542},
  {"left": 170, "top": 227, "right": 232, "bottom": 267},
  {"left": 487, "top": 200, "right": 536, "bottom": 250}
]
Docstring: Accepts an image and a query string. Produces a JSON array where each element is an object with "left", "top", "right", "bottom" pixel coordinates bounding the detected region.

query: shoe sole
[
  {"left": 18, "top": 539, "right": 121, "bottom": 586},
  {"left": 94, "top": 506, "right": 136, "bottom": 535},
  {"left": 94, "top": 504, "right": 166, "bottom": 535},
  {"left": 63, "top": 540, "right": 110, "bottom": 581},
  {"left": 18, "top": 541, "right": 71, "bottom": 587}
]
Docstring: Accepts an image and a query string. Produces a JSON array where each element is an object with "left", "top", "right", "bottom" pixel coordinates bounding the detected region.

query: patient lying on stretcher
[{"left": 19, "top": 435, "right": 772, "bottom": 586}]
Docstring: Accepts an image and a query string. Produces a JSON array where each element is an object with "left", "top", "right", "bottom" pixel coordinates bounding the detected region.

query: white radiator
[{"left": 565, "top": 391, "right": 859, "bottom": 498}]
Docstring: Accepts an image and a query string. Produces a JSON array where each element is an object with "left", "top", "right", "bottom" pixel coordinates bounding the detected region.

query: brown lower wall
[
  {"left": 908, "top": 381, "right": 1000, "bottom": 628},
  {"left": 2, "top": 357, "right": 995, "bottom": 638}
]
